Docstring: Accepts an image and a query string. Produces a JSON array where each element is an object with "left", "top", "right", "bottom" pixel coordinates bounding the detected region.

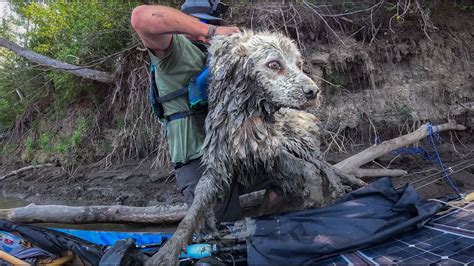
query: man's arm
[{"left": 131, "top": 5, "right": 240, "bottom": 58}]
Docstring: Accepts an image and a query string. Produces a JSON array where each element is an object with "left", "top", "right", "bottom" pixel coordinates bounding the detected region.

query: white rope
[
  {"left": 414, "top": 163, "right": 474, "bottom": 190},
  {"left": 408, "top": 157, "right": 474, "bottom": 186}
]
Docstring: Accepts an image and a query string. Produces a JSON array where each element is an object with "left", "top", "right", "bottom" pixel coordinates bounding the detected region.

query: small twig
[
  {"left": 386, "top": 154, "right": 401, "bottom": 168},
  {"left": 415, "top": 0, "right": 434, "bottom": 41}
]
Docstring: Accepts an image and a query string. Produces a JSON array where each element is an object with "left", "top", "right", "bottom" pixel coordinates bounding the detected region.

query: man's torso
[{"left": 149, "top": 34, "right": 207, "bottom": 165}]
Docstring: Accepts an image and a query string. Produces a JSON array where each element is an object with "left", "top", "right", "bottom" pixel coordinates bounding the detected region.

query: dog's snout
[{"left": 302, "top": 85, "right": 318, "bottom": 100}]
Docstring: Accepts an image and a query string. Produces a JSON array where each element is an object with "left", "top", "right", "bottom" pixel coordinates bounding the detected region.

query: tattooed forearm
[{"left": 152, "top": 11, "right": 165, "bottom": 18}]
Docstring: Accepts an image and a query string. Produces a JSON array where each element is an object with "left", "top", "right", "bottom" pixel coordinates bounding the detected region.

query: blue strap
[
  {"left": 427, "top": 123, "right": 461, "bottom": 196},
  {"left": 166, "top": 110, "right": 205, "bottom": 122}
]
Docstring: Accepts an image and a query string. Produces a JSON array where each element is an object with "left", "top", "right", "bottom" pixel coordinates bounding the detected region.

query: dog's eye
[{"left": 267, "top": 61, "right": 282, "bottom": 71}]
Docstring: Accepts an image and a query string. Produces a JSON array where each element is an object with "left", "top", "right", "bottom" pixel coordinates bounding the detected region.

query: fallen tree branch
[
  {"left": 334, "top": 121, "right": 466, "bottom": 176},
  {"left": 0, "top": 37, "right": 115, "bottom": 84},
  {"left": 0, "top": 203, "right": 188, "bottom": 224},
  {"left": 0, "top": 164, "right": 55, "bottom": 181},
  {"left": 0, "top": 192, "right": 265, "bottom": 224},
  {"left": 352, "top": 168, "right": 407, "bottom": 178}
]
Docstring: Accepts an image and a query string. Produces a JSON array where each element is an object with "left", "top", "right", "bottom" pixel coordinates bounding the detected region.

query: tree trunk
[{"left": 0, "top": 37, "right": 115, "bottom": 84}]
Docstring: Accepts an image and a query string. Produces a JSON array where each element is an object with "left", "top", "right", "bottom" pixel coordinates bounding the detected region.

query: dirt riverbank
[{"left": 1, "top": 141, "right": 472, "bottom": 209}]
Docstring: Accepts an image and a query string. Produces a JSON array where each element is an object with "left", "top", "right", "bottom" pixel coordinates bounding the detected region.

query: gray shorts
[{"left": 175, "top": 158, "right": 274, "bottom": 222}]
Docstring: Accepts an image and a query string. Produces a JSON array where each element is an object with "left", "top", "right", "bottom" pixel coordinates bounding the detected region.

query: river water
[
  {"left": 0, "top": 196, "right": 29, "bottom": 209},
  {"left": 0, "top": 196, "right": 175, "bottom": 232}
]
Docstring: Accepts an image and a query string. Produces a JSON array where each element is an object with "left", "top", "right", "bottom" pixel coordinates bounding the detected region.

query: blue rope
[
  {"left": 385, "top": 123, "right": 461, "bottom": 196},
  {"left": 392, "top": 147, "right": 432, "bottom": 161},
  {"left": 426, "top": 123, "right": 461, "bottom": 196}
]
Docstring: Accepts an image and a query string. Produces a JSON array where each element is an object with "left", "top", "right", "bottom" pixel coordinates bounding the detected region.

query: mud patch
[{"left": 0, "top": 163, "right": 182, "bottom": 207}]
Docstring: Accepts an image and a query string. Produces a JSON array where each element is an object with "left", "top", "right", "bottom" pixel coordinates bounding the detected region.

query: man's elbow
[
  {"left": 131, "top": 5, "right": 166, "bottom": 35},
  {"left": 131, "top": 5, "right": 148, "bottom": 33}
]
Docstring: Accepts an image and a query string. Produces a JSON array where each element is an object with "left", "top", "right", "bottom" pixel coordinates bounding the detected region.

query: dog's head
[{"left": 208, "top": 31, "right": 320, "bottom": 111}]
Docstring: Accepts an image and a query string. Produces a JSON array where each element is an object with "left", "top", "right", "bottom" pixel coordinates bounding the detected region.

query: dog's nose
[{"left": 303, "top": 85, "right": 318, "bottom": 100}]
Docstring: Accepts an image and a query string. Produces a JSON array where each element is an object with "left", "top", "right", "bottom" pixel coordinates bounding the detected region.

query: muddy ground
[{"left": 1, "top": 138, "right": 473, "bottom": 210}]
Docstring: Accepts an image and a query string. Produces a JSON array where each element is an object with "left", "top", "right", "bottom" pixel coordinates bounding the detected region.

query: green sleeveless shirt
[{"left": 148, "top": 34, "right": 207, "bottom": 164}]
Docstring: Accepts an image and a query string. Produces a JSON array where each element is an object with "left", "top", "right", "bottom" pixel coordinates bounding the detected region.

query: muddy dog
[{"left": 148, "top": 31, "right": 365, "bottom": 265}]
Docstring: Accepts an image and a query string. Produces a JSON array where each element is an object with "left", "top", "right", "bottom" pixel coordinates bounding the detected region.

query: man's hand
[
  {"left": 215, "top": 26, "right": 240, "bottom": 36},
  {"left": 197, "top": 26, "right": 240, "bottom": 44}
]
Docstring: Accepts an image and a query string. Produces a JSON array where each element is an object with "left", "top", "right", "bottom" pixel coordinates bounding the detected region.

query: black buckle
[{"left": 213, "top": 2, "right": 228, "bottom": 17}]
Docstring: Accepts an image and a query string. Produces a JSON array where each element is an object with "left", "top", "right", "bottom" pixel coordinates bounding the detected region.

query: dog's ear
[{"left": 209, "top": 32, "right": 251, "bottom": 82}]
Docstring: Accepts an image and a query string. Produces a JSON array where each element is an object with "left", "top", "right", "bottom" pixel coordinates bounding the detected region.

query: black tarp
[
  {"left": 0, "top": 220, "right": 104, "bottom": 265},
  {"left": 0, "top": 221, "right": 149, "bottom": 265},
  {"left": 246, "top": 177, "right": 444, "bottom": 265}
]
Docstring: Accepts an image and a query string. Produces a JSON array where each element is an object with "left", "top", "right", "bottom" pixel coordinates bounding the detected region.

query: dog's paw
[
  {"left": 147, "top": 230, "right": 191, "bottom": 266},
  {"left": 146, "top": 237, "right": 181, "bottom": 265},
  {"left": 341, "top": 175, "right": 367, "bottom": 189}
]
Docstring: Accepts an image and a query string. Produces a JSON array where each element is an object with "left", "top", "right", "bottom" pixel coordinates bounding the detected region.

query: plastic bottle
[{"left": 180, "top": 243, "right": 218, "bottom": 259}]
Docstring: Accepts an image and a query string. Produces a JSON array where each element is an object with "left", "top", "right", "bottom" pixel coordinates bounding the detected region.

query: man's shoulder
[{"left": 150, "top": 34, "right": 204, "bottom": 69}]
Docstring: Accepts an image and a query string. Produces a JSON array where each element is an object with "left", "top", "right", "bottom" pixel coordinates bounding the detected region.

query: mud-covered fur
[{"left": 148, "top": 31, "right": 365, "bottom": 265}]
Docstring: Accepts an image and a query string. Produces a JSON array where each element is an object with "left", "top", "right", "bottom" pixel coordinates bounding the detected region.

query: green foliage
[
  {"left": 38, "top": 132, "right": 53, "bottom": 153},
  {"left": 116, "top": 117, "right": 125, "bottom": 129},
  {"left": 396, "top": 104, "right": 412, "bottom": 121},
  {"left": 0, "top": 1, "right": 139, "bottom": 128},
  {"left": 327, "top": 73, "right": 346, "bottom": 94},
  {"left": 99, "top": 140, "right": 113, "bottom": 155},
  {"left": 70, "top": 116, "right": 89, "bottom": 148},
  {"left": 22, "top": 115, "right": 91, "bottom": 162},
  {"left": 454, "top": 2, "right": 474, "bottom": 12},
  {"left": 0, "top": 144, "right": 16, "bottom": 156}
]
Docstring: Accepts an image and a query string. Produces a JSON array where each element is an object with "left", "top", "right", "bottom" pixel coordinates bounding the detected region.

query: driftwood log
[
  {"left": 0, "top": 192, "right": 265, "bottom": 224},
  {"left": 0, "top": 204, "right": 188, "bottom": 224}
]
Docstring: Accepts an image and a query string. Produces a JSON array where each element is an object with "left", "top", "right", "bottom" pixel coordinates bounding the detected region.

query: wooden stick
[
  {"left": 0, "top": 164, "right": 55, "bottom": 181},
  {"left": 0, "top": 250, "right": 30, "bottom": 265}
]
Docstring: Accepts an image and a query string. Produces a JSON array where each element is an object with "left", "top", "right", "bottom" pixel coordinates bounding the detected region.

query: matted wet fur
[{"left": 147, "top": 31, "right": 365, "bottom": 265}]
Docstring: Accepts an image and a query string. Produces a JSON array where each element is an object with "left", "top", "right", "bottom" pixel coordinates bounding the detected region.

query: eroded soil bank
[{"left": 1, "top": 141, "right": 472, "bottom": 210}]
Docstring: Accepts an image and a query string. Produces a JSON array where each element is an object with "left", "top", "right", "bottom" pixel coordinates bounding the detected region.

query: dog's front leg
[
  {"left": 275, "top": 150, "right": 325, "bottom": 208},
  {"left": 146, "top": 175, "right": 218, "bottom": 266}
]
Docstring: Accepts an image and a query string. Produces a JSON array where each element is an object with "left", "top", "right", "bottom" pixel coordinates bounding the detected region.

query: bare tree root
[
  {"left": 97, "top": 45, "right": 171, "bottom": 169},
  {"left": 334, "top": 121, "right": 467, "bottom": 177},
  {"left": 0, "top": 163, "right": 54, "bottom": 181}
]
